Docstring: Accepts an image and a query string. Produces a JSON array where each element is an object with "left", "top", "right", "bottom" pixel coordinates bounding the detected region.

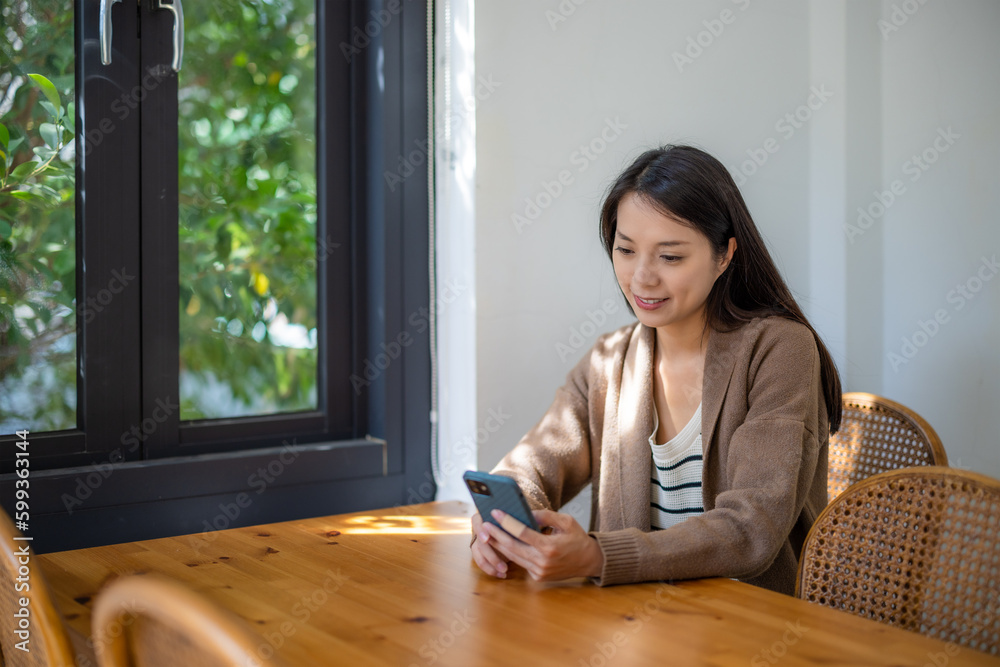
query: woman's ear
[{"left": 718, "top": 237, "right": 737, "bottom": 274}]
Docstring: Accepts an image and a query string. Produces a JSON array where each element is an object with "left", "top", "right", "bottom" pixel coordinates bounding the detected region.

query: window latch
[
  {"left": 99, "top": 0, "right": 122, "bottom": 65},
  {"left": 100, "top": 0, "right": 184, "bottom": 72}
]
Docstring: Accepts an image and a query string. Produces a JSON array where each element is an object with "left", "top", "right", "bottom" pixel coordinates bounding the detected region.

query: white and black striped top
[{"left": 649, "top": 402, "right": 704, "bottom": 530}]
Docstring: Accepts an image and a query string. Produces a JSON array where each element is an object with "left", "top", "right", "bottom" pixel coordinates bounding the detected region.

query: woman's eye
[
  {"left": 615, "top": 246, "right": 634, "bottom": 255},
  {"left": 661, "top": 255, "right": 681, "bottom": 262}
]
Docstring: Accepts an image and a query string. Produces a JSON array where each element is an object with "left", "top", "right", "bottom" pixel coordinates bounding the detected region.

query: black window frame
[{"left": 0, "top": 0, "right": 434, "bottom": 553}]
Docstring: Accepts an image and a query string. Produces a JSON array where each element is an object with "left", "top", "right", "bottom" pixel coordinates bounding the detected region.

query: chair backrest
[
  {"left": 828, "top": 392, "right": 947, "bottom": 502},
  {"left": 797, "top": 466, "right": 1000, "bottom": 656},
  {"left": 91, "top": 574, "right": 284, "bottom": 667},
  {"left": 0, "top": 507, "right": 77, "bottom": 666}
]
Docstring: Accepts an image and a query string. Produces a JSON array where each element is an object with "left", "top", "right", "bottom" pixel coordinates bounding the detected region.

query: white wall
[
  {"left": 878, "top": 0, "right": 1000, "bottom": 475},
  {"left": 444, "top": 0, "right": 999, "bottom": 510}
]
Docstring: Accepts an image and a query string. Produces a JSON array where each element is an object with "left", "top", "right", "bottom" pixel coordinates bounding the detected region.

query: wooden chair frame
[
  {"left": 828, "top": 392, "right": 947, "bottom": 501},
  {"left": 91, "top": 574, "right": 284, "bottom": 667},
  {"left": 797, "top": 466, "right": 1000, "bottom": 656},
  {"left": 0, "top": 508, "right": 77, "bottom": 666}
]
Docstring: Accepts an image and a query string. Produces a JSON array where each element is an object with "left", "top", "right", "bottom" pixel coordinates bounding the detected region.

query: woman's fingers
[
  {"left": 472, "top": 538, "right": 509, "bottom": 577},
  {"left": 533, "top": 508, "right": 570, "bottom": 534},
  {"left": 470, "top": 513, "right": 511, "bottom": 578},
  {"left": 483, "top": 518, "right": 535, "bottom": 565},
  {"left": 532, "top": 508, "right": 559, "bottom": 525},
  {"left": 541, "top": 508, "right": 584, "bottom": 530},
  {"left": 492, "top": 509, "right": 531, "bottom": 541}
]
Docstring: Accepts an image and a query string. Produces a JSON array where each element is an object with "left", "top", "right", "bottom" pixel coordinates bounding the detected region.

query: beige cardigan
[{"left": 492, "top": 316, "right": 829, "bottom": 595}]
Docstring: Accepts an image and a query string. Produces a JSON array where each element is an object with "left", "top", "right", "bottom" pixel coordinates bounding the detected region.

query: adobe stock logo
[
  {"left": 844, "top": 126, "right": 959, "bottom": 244},
  {"left": 555, "top": 298, "right": 622, "bottom": 363},
  {"left": 729, "top": 85, "right": 833, "bottom": 187},
  {"left": 750, "top": 621, "right": 809, "bottom": 666},
  {"left": 339, "top": 0, "right": 405, "bottom": 62},
  {"left": 80, "top": 65, "right": 171, "bottom": 156},
  {"left": 887, "top": 254, "right": 998, "bottom": 372},
  {"left": 384, "top": 74, "right": 502, "bottom": 192},
  {"left": 878, "top": 0, "right": 931, "bottom": 40},
  {"left": 81, "top": 267, "right": 136, "bottom": 323},
  {"left": 511, "top": 117, "right": 628, "bottom": 234},
  {"left": 546, "top": 0, "right": 588, "bottom": 32},
  {"left": 349, "top": 279, "right": 469, "bottom": 394},
  {"left": 672, "top": 0, "right": 752, "bottom": 73}
]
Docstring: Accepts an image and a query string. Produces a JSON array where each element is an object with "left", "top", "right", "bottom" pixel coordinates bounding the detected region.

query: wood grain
[{"left": 37, "top": 501, "right": 1000, "bottom": 666}]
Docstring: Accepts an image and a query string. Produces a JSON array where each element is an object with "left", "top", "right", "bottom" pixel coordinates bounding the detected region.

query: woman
[{"left": 471, "top": 145, "right": 841, "bottom": 596}]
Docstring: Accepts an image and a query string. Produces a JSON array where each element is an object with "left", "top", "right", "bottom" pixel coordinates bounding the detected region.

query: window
[{"left": 0, "top": 0, "right": 433, "bottom": 551}]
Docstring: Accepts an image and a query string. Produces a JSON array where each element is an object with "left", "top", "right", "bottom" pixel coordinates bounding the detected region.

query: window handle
[
  {"left": 100, "top": 0, "right": 122, "bottom": 65},
  {"left": 155, "top": 0, "right": 184, "bottom": 72}
]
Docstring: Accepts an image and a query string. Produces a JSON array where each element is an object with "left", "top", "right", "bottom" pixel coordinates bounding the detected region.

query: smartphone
[{"left": 463, "top": 470, "right": 540, "bottom": 535}]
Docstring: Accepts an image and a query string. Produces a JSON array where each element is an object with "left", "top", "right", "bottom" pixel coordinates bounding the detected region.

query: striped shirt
[{"left": 649, "top": 402, "right": 704, "bottom": 530}]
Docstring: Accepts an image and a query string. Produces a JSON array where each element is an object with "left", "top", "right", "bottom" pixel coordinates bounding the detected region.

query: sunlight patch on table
[{"left": 337, "top": 515, "right": 470, "bottom": 535}]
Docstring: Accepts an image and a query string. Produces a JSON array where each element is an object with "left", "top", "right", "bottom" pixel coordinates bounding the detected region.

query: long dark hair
[{"left": 599, "top": 145, "right": 842, "bottom": 432}]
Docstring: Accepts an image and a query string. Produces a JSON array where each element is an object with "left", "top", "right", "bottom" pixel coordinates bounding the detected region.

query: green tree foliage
[
  {"left": 178, "top": 0, "right": 318, "bottom": 419},
  {"left": 0, "top": 1, "right": 76, "bottom": 431}
]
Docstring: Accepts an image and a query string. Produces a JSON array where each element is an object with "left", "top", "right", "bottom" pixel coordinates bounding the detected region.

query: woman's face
[{"left": 612, "top": 192, "right": 735, "bottom": 333}]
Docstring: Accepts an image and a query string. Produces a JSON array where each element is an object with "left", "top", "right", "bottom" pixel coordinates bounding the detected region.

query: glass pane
[
  {"left": 0, "top": 1, "right": 77, "bottom": 433},
  {"left": 178, "top": 1, "right": 318, "bottom": 420}
]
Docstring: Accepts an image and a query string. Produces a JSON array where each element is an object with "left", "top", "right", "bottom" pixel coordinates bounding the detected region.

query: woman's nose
[{"left": 633, "top": 261, "right": 657, "bottom": 287}]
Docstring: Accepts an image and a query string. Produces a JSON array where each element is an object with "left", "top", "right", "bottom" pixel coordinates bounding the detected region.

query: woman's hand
[
  {"left": 478, "top": 509, "right": 604, "bottom": 582},
  {"left": 470, "top": 512, "right": 513, "bottom": 578}
]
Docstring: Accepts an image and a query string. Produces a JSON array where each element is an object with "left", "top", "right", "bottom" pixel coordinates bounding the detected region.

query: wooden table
[{"left": 38, "top": 501, "right": 1000, "bottom": 666}]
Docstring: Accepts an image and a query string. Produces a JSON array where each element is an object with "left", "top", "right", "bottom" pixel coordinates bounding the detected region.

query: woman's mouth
[{"left": 634, "top": 295, "right": 668, "bottom": 311}]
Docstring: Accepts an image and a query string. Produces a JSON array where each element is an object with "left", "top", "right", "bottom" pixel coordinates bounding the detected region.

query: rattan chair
[
  {"left": 828, "top": 392, "right": 947, "bottom": 502},
  {"left": 0, "top": 507, "right": 77, "bottom": 666},
  {"left": 91, "top": 574, "right": 286, "bottom": 667},
  {"left": 797, "top": 466, "right": 1000, "bottom": 656}
]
